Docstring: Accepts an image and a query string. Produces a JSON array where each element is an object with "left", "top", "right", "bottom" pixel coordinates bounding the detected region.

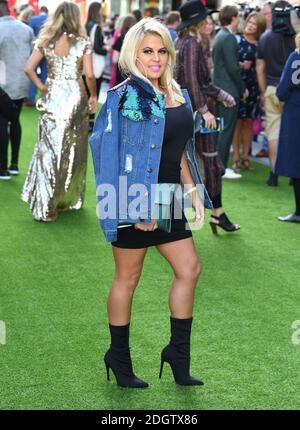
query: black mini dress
[{"left": 112, "top": 103, "right": 194, "bottom": 249}]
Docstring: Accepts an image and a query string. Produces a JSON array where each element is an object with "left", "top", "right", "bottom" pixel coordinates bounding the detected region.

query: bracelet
[{"left": 184, "top": 186, "right": 197, "bottom": 198}]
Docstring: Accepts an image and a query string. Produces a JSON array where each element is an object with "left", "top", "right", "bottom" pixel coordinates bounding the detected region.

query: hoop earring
[
  {"left": 136, "top": 57, "right": 148, "bottom": 79},
  {"left": 159, "top": 63, "right": 173, "bottom": 88}
]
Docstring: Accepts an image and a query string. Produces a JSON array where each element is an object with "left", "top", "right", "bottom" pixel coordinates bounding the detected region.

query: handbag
[
  {"left": 153, "top": 183, "right": 175, "bottom": 232},
  {"left": 193, "top": 111, "right": 224, "bottom": 134},
  {"left": 90, "top": 24, "right": 106, "bottom": 79},
  {"left": 252, "top": 116, "right": 263, "bottom": 135},
  {"left": 118, "top": 183, "right": 175, "bottom": 232},
  {"left": 0, "top": 87, "right": 18, "bottom": 121}
]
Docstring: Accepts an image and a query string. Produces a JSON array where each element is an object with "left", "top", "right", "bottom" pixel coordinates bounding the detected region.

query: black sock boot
[
  {"left": 159, "top": 317, "right": 204, "bottom": 386},
  {"left": 104, "top": 323, "right": 149, "bottom": 388},
  {"left": 267, "top": 171, "right": 278, "bottom": 186}
]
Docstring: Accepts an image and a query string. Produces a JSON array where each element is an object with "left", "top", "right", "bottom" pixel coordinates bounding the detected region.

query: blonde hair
[
  {"left": 19, "top": 7, "right": 34, "bottom": 25},
  {"left": 295, "top": 32, "right": 300, "bottom": 52},
  {"left": 178, "top": 20, "right": 206, "bottom": 43},
  {"left": 38, "top": 1, "right": 87, "bottom": 49},
  {"left": 118, "top": 18, "right": 184, "bottom": 104}
]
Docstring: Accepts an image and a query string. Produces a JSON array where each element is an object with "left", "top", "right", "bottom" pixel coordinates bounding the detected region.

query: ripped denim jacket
[{"left": 89, "top": 75, "right": 212, "bottom": 242}]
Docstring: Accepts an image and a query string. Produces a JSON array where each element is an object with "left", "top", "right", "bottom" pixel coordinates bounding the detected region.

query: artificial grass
[{"left": 0, "top": 106, "right": 300, "bottom": 410}]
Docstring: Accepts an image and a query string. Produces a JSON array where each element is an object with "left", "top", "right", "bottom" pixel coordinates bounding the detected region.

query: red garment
[
  {"left": 28, "top": 0, "right": 39, "bottom": 15},
  {"left": 109, "top": 28, "right": 121, "bottom": 88},
  {"left": 8, "top": 0, "right": 16, "bottom": 16}
]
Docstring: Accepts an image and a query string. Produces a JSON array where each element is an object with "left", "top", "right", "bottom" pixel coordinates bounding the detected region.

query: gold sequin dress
[{"left": 22, "top": 36, "right": 92, "bottom": 221}]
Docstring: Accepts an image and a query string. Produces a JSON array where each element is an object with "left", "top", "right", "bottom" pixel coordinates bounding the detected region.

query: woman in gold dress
[{"left": 22, "top": 1, "right": 97, "bottom": 221}]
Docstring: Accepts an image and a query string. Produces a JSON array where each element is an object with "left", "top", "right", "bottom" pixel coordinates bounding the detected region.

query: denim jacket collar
[{"left": 130, "top": 74, "right": 162, "bottom": 99}]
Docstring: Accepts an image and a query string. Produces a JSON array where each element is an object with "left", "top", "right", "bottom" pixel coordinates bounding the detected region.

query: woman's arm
[
  {"left": 180, "top": 152, "right": 205, "bottom": 225},
  {"left": 83, "top": 52, "right": 97, "bottom": 113},
  {"left": 24, "top": 49, "right": 47, "bottom": 93},
  {"left": 112, "top": 50, "right": 120, "bottom": 65}
]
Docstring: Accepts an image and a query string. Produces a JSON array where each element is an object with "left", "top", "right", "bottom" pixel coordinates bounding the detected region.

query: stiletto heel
[
  {"left": 104, "top": 349, "right": 149, "bottom": 388},
  {"left": 209, "top": 212, "right": 240, "bottom": 233},
  {"left": 159, "top": 357, "right": 165, "bottom": 379},
  {"left": 159, "top": 317, "right": 204, "bottom": 386},
  {"left": 104, "top": 358, "right": 110, "bottom": 381}
]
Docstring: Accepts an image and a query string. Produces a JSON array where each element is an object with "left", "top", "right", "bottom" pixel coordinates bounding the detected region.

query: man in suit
[
  {"left": 27, "top": 6, "right": 48, "bottom": 105},
  {"left": 213, "top": 5, "right": 248, "bottom": 179}
]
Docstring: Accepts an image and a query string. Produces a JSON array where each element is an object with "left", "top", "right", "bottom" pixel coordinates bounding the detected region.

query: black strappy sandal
[{"left": 209, "top": 213, "right": 240, "bottom": 234}]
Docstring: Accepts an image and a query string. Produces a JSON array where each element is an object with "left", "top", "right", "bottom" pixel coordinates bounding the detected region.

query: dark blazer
[{"left": 212, "top": 28, "right": 245, "bottom": 98}]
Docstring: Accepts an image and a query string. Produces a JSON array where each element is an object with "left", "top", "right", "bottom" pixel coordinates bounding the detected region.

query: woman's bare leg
[
  {"left": 232, "top": 119, "right": 242, "bottom": 164},
  {"left": 156, "top": 237, "right": 201, "bottom": 318},
  {"left": 108, "top": 246, "right": 147, "bottom": 325},
  {"left": 156, "top": 237, "right": 203, "bottom": 385},
  {"left": 241, "top": 118, "right": 254, "bottom": 160}
]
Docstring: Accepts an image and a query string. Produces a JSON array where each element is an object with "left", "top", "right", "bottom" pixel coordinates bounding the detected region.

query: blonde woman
[
  {"left": 90, "top": 17, "right": 212, "bottom": 388},
  {"left": 22, "top": 1, "right": 97, "bottom": 221}
]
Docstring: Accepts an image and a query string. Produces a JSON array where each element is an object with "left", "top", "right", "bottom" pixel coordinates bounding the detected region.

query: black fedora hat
[{"left": 176, "top": 0, "right": 208, "bottom": 31}]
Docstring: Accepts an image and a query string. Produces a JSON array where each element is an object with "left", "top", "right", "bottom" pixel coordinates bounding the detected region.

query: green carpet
[{"left": 0, "top": 106, "right": 300, "bottom": 410}]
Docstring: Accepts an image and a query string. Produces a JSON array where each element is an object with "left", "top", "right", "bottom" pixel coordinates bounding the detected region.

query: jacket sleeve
[
  {"left": 223, "top": 34, "right": 245, "bottom": 96},
  {"left": 276, "top": 52, "right": 296, "bottom": 102},
  {"left": 89, "top": 91, "right": 120, "bottom": 242}
]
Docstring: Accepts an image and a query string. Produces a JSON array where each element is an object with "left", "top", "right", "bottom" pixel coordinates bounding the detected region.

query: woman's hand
[
  {"left": 240, "top": 60, "right": 252, "bottom": 70},
  {"left": 134, "top": 219, "right": 158, "bottom": 232},
  {"left": 191, "top": 191, "right": 205, "bottom": 226},
  {"left": 202, "top": 111, "right": 216, "bottom": 129},
  {"left": 222, "top": 96, "right": 236, "bottom": 108},
  {"left": 40, "top": 84, "right": 48, "bottom": 97},
  {"left": 88, "top": 95, "right": 98, "bottom": 114}
]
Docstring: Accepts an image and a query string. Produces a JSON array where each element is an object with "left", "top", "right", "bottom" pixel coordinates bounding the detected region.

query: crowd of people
[
  {"left": 0, "top": 0, "right": 299, "bottom": 222},
  {"left": 1, "top": 0, "right": 300, "bottom": 388}
]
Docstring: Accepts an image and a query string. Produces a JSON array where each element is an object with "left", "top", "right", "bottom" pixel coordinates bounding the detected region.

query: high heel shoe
[
  {"left": 159, "top": 345, "right": 204, "bottom": 386},
  {"left": 104, "top": 348, "right": 149, "bottom": 388},
  {"left": 159, "top": 317, "right": 204, "bottom": 386},
  {"left": 209, "top": 212, "right": 240, "bottom": 234},
  {"left": 104, "top": 323, "right": 149, "bottom": 388}
]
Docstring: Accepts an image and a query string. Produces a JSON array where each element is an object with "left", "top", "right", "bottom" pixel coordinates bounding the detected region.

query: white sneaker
[{"left": 222, "top": 168, "right": 242, "bottom": 179}]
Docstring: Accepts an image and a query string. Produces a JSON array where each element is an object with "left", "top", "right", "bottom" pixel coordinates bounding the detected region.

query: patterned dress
[
  {"left": 237, "top": 35, "right": 259, "bottom": 119},
  {"left": 22, "top": 36, "right": 92, "bottom": 220}
]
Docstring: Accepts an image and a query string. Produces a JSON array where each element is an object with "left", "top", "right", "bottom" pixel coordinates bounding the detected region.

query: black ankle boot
[
  {"left": 159, "top": 317, "right": 204, "bottom": 386},
  {"left": 104, "top": 323, "right": 149, "bottom": 388},
  {"left": 267, "top": 171, "right": 278, "bottom": 186}
]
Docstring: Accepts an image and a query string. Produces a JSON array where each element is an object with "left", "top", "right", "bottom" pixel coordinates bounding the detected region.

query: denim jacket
[{"left": 90, "top": 75, "right": 212, "bottom": 242}]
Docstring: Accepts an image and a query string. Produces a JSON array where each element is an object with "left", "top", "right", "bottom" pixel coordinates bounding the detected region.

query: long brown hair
[
  {"left": 120, "top": 15, "right": 136, "bottom": 38},
  {"left": 86, "top": 1, "right": 102, "bottom": 25}
]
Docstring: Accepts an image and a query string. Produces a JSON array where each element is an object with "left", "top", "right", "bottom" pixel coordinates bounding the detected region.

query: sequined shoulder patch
[{"left": 115, "top": 81, "right": 165, "bottom": 121}]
